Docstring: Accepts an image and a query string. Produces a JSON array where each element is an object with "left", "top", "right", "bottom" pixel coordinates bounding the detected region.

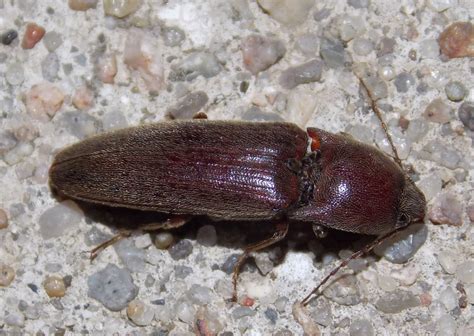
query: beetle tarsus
[
  {"left": 90, "top": 229, "right": 133, "bottom": 260},
  {"left": 232, "top": 221, "right": 289, "bottom": 302}
]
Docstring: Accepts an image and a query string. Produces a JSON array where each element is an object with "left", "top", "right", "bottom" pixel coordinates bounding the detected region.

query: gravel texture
[{"left": 0, "top": 1, "right": 473, "bottom": 335}]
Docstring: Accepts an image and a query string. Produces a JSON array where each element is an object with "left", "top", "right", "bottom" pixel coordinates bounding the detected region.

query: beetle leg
[
  {"left": 90, "top": 215, "right": 191, "bottom": 260},
  {"left": 232, "top": 221, "right": 289, "bottom": 302}
]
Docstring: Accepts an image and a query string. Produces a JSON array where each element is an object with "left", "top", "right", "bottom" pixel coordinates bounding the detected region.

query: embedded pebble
[
  {"left": 241, "top": 107, "right": 284, "bottom": 122},
  {"left": 175, "top": 300, "right": 195, "bottom": 324},
  {"left": 437, "top": 251, "right": 457, "bottom": 274},
  {"left": 87, "top": 264, "right": 138, "bottom": 311},
  {"left": 186, "top": 284, "right": 213, "bottom": 305},
  {"left": 124, "top": 31, "right": 165, "bottom": 92},
  {"left": 308, "top": 298, "right": 332, "bottom": 327},
  {"left": 43, "top": 275, "right": 66, "bottom": 298},
  {"left": 72, "top": 86, "right": 94, "bottom": 110},
  {"left": 57, "top": 111, "right": 101, "bottom": 139},
  {"left": 174, "top": 265, "right": 193, "bottom": 279},
  {"left": 257, "top": 0, "right": 314, "bottom": 26},
  {"left": 320, "top": 37, "right": 350, "bottom": 68},
  {"left": 279, "top": 59, "right": 323, "bottom": 89},
  {"left": 6, "top": 63, "right": 25, "bottom": 86},
  {"left": 445, "top": 81, "right": 466, "bottom": 102},
  {"left": 349, "top": 319, "right": 374, "bottom": 336},
  {"left": 264, "top": 308, "right": 278, "bottom": 324},
  {"left": 429, "top": 193, "right": 463, "bottom": 226},
  {"left": 419, "top": 39, "right": 440, "bottom": 59},
  {"left": 423, "top": 98, "right": 452, "bottom": 123},
  {"left": 25, "top": 82, "right": 65, "bottom": 121},
  {"left": 22, "top": 23, "right": 45, "bottom": 49},
  {"left": 167, "top": 91, "right": 209, "bottom": 119},
  {"left": 43, "top": 31, "right": 63, "bottom": 52},
  {"left": 348, "top": 0, "right": 369, "bottom": 8},
  {"left": 0, "top": 130, "right": 18, "bottom": 155},
  {"left": 377, "top": 273, "right": 398, "bottom": 292},
  {"left": 241, "top": 35, "right": 286, "bottom": 75},
  {"left": 4, "top": 142, "right": 34, "bottom": 166},
  {"left": 466, "top": 284, "right": 474, "bottom": 304},
  {"left": 439, "top": 286, "right": 457, "bottom": 311},
  {"left": 232, "top": 306, "right": 256, "bottom": 319},
  {"left": 456, "top": 261, "right": 474, "bottom": 284},
  {"left": 458, "top": 102, "right": 474, "bottom": 131},
  {"left": 375, "top": 290, "right": 420, "bottom": 313},
  {"left": 162, "top": 26, "right": 185, "bottom": 47},
  {"left": 1, "top": 29, "right": 18, "bottom": 45},
  {"left": 439, "top": 22, "right": 474, "bottom": 59},
  {"left": 114, "top": 238, "right": 146, "bottom": 273},
  {"left": 313, "top": 7, "right": 331, "bottom": 21},
  {"left": 69, "top": 0, "right": 98, "bottom": 11},
  {"left": 377, "top": 37, "right": 396, "bottom": 57},
  {"left": 0, "top": 208, "right": 8, "bottom": 229},
  {"left": 254, "top": 254, "right": 274, "bottom": 275},
  {"left": 274, "top": 296, "right": 288, "bottom": 313},
  {"left": 171, "top": 52, "right": 222, "bottom": 81},
  {"left": 323, "top": 275, "right": 361, "bottom": 305},
  {"left": 127, "top": 300, "right": 155, "bottom": 326},
  {"left": 437, "top": 314, "right": 457, "bottom": 336},
  {"left": 104, "top": 0, "right": 140, "bottom": 18},
  {"left": 339, "top": 16, "right": 365, "bottom": 42},
  {"left": 429, "top": 0, "right": 456, "bottom": 12},
  {"left": 417, "top": 174, "right": 442, "bottom": 202},
  {"left": 168, "top": 239, "right": 193, "bottom": 260},
  {"left": 41, "top": 52, "right": 60, "bottom": 81},
  {"left": 102, "top": 110, "right": 128, "bottom": 130},
  {"left": 0, "top": 264, "right": 15, "bottom": 286},
  {"left": 296, "top": 33, "right": 319, "bottom": 55},
  {"left": 4, "top": 310, "right": 25, "bottom": 327},
  {"left": 222, "top": 253, "right": 240, "bottom": 274},
  {"left": 374, "top": 224, "right": 428, "bottom": 264},
  {"left": 196, "top": 224, "right": 217, "bottom": 247},
  {"left": 352, "top": 37, "right": 374, "bottom": 56},
  {"left": 394, "top": 72, "right": 415, "bottom": 93},
  {"left": 422, "top": 141, "right": 461, "bottom": 169},
  {"left": 96, "top": 54, "right": 117, "bottom": 84},
  {"left": 39, "top": 200, "right": 84, "bottom": 239},
  {"left": 154, "top": 232, "right": 174, "bottom": 249}
]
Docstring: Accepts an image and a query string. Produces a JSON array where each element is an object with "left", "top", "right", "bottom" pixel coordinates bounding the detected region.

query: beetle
[{"left": 49, "top": 118, "right": 426, "bottom": 303}]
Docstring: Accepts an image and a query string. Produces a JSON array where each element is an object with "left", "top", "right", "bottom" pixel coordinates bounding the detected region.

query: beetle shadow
[{"left": 75, "top": 201, "right": 378, "bottom": 274}]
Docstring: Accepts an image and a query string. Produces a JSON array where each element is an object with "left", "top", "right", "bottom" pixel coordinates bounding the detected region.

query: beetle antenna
[
  {"left": 357, "top": 76, "right": 403, "bottom": 169},
  {"left": 301, "top": 226, "right": 404, "bottom": 306}
]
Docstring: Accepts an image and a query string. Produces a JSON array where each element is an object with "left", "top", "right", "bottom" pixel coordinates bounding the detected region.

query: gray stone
[
  {"left": 374, "top": 224, "right": 428, "bottom": 264},
  {"left": 264, "top": 308, "right": 278, "bottom": 324},
  {"left": 5, "top": 63, "right": 24, "bottom": 86},
  {"left": 39, "top": 200, "right": 84, "bottom": 239},
  {"left": 196, "top": 224, "right": 217, "bottom": 247},
  {"left": 308, "top": 298, "right": 332, "bottom": 327},
  {"left": 241, "top": 107, "right": 284, "bottom": 122},
  {"left": 56, "top": 111, "right": 102, "bottom": 139},
  {"left": 377, "top": 37, "right": 396, "bottom": 57},
  {"left": 375, "top": 290, "right": 420, "bottom": 313},
  {"left": 162, "top": 26, "right": 185, "bottom": 47},
  {"left": 170, "top": 52, "right": 221, "bottom": 81},
  {"left": 168, "top": 239, "right": 193, "bottom": 260},
  {"left": 458, "top": 102, "right": 474, "bottom": 131},
  {"left": 445, "top": 81, "right": 466, "bottom": 102},
  {"left": 0, "top": 130, "right": 17, "bottom": 155},
  {"left": 87, "top": 264, "right": 138, "bottom": 311},
  {"left": 349, "top": 319, "right": 374, "bottom": 336},
  {"left": 222, "top": 253, "right": 240, "bottom": 274},
  {"left": 41, "top": 52, "right": 60, "bottom": 81},
  {"left": 102, "top": 110, "right": 128, "bottom": 131},
  {"left": 232, "top": 306, "right": 256, "bottom": 319},
  {"left": 279, "top": 59, "right": 323, "bottom": 89},
  {"left": 186, "top": 284, "right": 213, "bottom": 305},
  {"left": 348, "top": 0, "right": 370, "bottom": 8},
  {"left": 114, "top": 238, "right": 147, "bottom": 273},
  {"left": 84, "top": 226, "right": 112, "bottom": 246},
  {"left": 43, "top": 31, "right": 63, "bottom": 52},
  {"left": 313, "top": 7, "right": 331, "bottom": 21},
  {"left": 166, "top": 91, "right": 208, "bottom": 119},
  {"left": 320, "top": 37, "right": 351, "bottom": 68},
  {"left": 323, "top": 275, "right": 361, "bottom": 305},
  {"left": 352, "top": 37, "right": 374, "bottom": 56},
  {"left": 394, "top": 72, "right": 415, "bottom": 93},
  {"left": 174, "top": 265, "right": 193, "bottom": 279},
  {"left": 296, "top": 33, "right": 319, "bottom": 55}
]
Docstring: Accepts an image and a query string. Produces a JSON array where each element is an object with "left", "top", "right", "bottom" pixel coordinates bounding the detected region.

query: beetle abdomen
[{"left": 49, "top": 121, "right": 308, "bottom": 220}]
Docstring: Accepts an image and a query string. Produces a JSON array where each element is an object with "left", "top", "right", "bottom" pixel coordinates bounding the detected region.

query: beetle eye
[{"left": 397, "top": 213, "right": 411, "bottom": 227}]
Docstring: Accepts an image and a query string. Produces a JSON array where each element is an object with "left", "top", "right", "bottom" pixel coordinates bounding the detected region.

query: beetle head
[{"left": 289, "top": 128, "right": 426, "bottom": 235}]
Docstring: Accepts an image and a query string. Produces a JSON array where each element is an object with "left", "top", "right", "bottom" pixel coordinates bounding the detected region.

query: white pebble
[
  {"left": 257, "top": 0, "right": 315, "bottom": 26},
  {"left": 436, "top": 314, "right": 457, "bottom": 336},
  {"left": 103, "top": 0, "right": 140, "bottom": 18},
  {"left": 437, "top": 251, "right": 457, "bottom": 274},
  {"left": 127, "top": 300, "right": 155, "bottom": 326},
  {"left": 6, "top": 63, "right": 25, "bottom": 86},
  {"left": 439, "top": 286, "right": 457, "bottom": 311},
  {"left": 456, "top": 261, "right": 474, "bottom": 284}
]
